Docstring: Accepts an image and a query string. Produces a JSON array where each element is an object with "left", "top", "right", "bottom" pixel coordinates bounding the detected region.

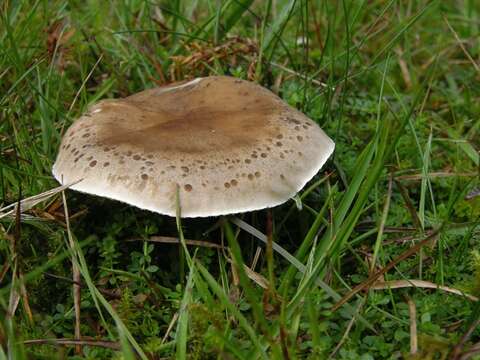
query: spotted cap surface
[{"left": 52, "top": 76, "right": 335, "bottom": 217}]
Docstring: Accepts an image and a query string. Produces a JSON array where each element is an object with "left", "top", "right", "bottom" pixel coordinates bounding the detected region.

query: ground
[{"left": 0, "top": 0, "right": 479, "bottom": 359}]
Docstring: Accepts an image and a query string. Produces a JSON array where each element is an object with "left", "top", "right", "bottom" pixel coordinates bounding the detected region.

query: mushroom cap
[{"left": 52, "top": 76, "right": 334, "bottom": 217}]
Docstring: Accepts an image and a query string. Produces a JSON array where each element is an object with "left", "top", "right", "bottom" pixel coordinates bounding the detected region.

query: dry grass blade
[
  {"left": 162, "top": 312, "right": 179, "bottom": 345},
  {"left": 72, "top": 267, "right": 81, "bottom": 355},
  {"left": 19, "top": 272, "right": 33, "bottom": 325},
  {"left": 242, "top": 265, "right": 269, "bottom": 290},
  {"left": 405, "top": 295, "right": 418, "bottom": 355},
  {"left": 443, "top": 15, "right": 480, "bottom": 73},
  {"left": 23, "top": 338, "right": 120, "bottom": 350},
  {"left": 0, "top": 181, "right": 82, "bottom": 220},
  {"left": 270, "top": 61, "right": 329, "bottom": 88},
  {"left": 250, "top": 246, "right": 262, "bottom": 270},
  {"left": 394, "top": 171, "right": 477, "bottom": 181},
  {"left": 382, "top": 229, "right": 436, "bottom": 245},
  {"left": 331, "top": 229, "right": 440, "bottom": 312},
  {"left": 226, "top": 257, "right": 270, "bottom": 290},
  {"left": 61, "top": 188, "right": 82, "bottom": 354},
  {"left": 129, "top": 236, "right": 223, "bottom": 249},
  {"left": 394, "top": 46, "right": 412, "bottom": 89},
  {"left": 371, "top": 279, "right": 478, "bottom": 301},
  {"left": 394, "top": 179, "right": 423, "bottom": 232}
]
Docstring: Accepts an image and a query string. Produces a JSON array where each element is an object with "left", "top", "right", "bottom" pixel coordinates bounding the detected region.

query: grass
[{"left": 1, "top": 0, "right": 480, "bottom": 358}]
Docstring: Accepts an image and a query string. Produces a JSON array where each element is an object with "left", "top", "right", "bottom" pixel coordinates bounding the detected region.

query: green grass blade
[
  {"left": 175, "top": 265, "right": 195, "bottom": 360},
  {"left": 195, "top": 261, "right": 268, "bottom": 359}
]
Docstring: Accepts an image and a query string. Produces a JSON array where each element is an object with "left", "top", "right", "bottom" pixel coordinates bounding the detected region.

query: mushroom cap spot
[{"left": 52, "top": 76, "right": 335, "bottom": 218}]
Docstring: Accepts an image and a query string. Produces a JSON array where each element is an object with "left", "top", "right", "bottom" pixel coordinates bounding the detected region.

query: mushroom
[{"left": 52, "top": 76, "right": 334, "bottom": 217}]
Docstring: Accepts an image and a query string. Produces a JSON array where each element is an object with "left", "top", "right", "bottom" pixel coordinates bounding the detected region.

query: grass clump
[{"left": 1, "top": 0, "right": 479, "bottom": 359}]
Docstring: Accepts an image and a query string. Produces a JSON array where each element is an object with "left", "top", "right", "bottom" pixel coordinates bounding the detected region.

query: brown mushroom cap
[{"left": 52, "top": 76, "right": 334, "bottom": 217}]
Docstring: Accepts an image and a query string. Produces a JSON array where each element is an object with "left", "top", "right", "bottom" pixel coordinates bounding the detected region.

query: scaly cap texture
[{"left": 52, "top": 76, "right": 335, "bottom": 217}]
